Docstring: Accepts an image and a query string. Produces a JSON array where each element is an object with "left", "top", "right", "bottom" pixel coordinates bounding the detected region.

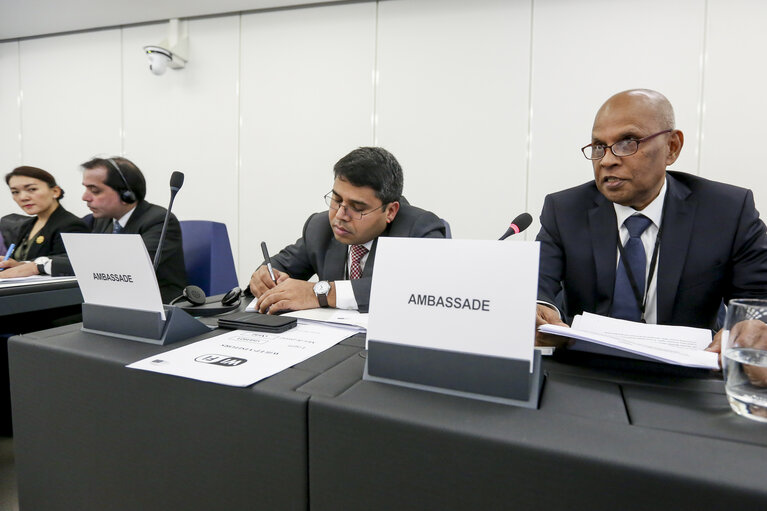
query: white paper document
[
  {"left": 282, "top": 308, "right": 368, "bottom": 332},
  {"left": 538, "top": 312, "right": 718, "bottom": 369},
  {"left": 127, "top": 322, "right": 353, "bottom": 386},
  {"left": 244, "top": 301, "right": 368, "bottom": 332},
  {"left": 0, "top": 275, "right": 77, "bottom": 287}
]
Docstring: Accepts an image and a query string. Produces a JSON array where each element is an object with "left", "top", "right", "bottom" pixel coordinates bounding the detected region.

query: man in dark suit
[
  {"left": 535, "top": 89, "right": 767, "bottom": 349},
  {"left": 0, "top": 157, "right": 187, "bottom": 303},
  {"left": 250, "top": 147, "right": 446, "bottom": 314}
]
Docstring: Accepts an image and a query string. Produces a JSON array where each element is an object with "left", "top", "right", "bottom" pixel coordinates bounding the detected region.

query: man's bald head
[
  {"left": 589, "top": 89, "right": 684, "bottom": 210},
  {"left": 595, "top": 89, "right": 675, "bottom": 132}
]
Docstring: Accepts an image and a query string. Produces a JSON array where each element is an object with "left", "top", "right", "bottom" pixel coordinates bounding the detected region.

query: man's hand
[
  {"left": 706, "top": 328, "right": 724, "bottom": 354},
  {"left": 0, "top": 258, "right": 21, "bottom": 270},
  {"left": 249, "top": 265, "right": 289, "bottom": 297},
  {"left": 535, "top": 303, "right": 571, "bottom": 348},
  {"left": 715, "top": 320, "right": 767, "bottom": 385},
  {"left": 256, "top": 278, "right": 333, "bottom": 314},
  {"left": 0, "top": 261, "right": 39, "bottom": 279},
  {"left": 708, "top": 321, "right": 767, "bottom": 376}
]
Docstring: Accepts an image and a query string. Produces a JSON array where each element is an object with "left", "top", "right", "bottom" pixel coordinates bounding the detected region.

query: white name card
[
  {"left": 368, "top": 238, "right": 539, "bottom": 369},
  {"left": 62, "top": 233, "right": 165, "bottom": 318}
]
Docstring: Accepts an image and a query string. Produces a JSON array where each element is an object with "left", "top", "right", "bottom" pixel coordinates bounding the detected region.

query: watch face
[{"left": 313, "top": 281, "right": 330, "bottom": 295}]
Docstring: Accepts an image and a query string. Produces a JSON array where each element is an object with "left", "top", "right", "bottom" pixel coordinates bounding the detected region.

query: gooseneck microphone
[
  {"left": 154, "top": 171, "right": 184, "bottom": 271},
  {"left": 499, "top": 212, "right": 533, "bottom": 240}
]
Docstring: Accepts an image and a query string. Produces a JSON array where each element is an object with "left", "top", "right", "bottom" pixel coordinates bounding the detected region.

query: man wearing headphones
[{"left": 2, "top": 157, "right": 187, "bottom": 303}]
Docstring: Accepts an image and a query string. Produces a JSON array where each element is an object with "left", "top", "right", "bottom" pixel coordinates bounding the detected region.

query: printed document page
[
  {"left": 538, "top": 312, "right": 718, "bottom": 369},
  {"left": 127, "top": 322, "right": 353, "bottom": 386}
]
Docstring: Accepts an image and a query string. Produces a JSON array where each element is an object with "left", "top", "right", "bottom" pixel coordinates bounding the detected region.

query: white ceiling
[{"left": 0, "top": 0, "right": 347, "bottom": 40}]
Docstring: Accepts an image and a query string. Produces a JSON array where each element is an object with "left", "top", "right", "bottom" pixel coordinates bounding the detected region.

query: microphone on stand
[
  {"left": 154, "top": 171, "right": 184, "bottom": 271},
  {"left": 499, "top": 213, "right": 533, "bottom": 240}
]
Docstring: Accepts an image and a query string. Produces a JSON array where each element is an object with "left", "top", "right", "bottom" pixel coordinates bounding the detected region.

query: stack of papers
[
  {"left": 538, "top": 312, "right": 719, "bottom": 369},
  {"left": 244, "top": 301, "right": 368, "bottom": 333}
]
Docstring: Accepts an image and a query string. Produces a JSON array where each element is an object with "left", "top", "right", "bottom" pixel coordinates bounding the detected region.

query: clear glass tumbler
[{"left": 722, "top": 298, "right": 767, "bottom": 422}]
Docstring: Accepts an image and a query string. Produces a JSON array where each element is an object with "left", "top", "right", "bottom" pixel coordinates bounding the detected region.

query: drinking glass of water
[{"left": 723, "top": 299, "right": 767, "bottom": 422}]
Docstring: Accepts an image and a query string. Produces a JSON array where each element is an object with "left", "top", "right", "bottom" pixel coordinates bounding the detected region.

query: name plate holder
[
  {"left": 364, "top": 341, "right": 544, "bottom": 408},
  {"left": 363, "top": 237, "right": 544, "bottom": 409},
  {"left": 81, "top": 303, "right": 210, "bottom": 345},
  {"left": 62, "top": 233, "right": 212, "bottom": 346}
]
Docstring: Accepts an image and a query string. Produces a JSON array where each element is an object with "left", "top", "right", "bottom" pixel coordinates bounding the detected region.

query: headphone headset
[
  {"left": 169, "top": 286, "right": 243, "bottom": 317},
  {"left": 106, "top": 158, "right": 137, "bottom": 204}
]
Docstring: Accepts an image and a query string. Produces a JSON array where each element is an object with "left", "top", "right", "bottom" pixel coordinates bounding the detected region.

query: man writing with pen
[{"left": 249, "top": 147, "right": 446, "bottom": 314}]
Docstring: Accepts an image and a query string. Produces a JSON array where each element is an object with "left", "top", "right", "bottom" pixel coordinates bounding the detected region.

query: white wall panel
[
  {"left": 19, "top": 29, "right": 122, "bottom": 219},
  {"left": 376, "top": 0, "right": 532, "bottom": 240},
  {"left": 0, "top": 41, "right": 20, "bottom": 216},
  {"left": 238, "top": 3, "right": 376, "bottom": 281},
  {"left": 527, "top": 0, "right": 706, "bottom": 237},
  {"left": 122, "top": 17, "right": 240, "bottom": 273},
  {"left": 701, "top": 0, "right": 767, "bottom": 210}
]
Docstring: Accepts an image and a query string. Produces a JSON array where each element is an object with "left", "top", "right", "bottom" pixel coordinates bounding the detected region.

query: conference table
[
  {"left": 9, "top": 323, "right": 767, "bottom": 511},
  {"left": 0, "top": 276, "right": 81, "bottom": 317}
]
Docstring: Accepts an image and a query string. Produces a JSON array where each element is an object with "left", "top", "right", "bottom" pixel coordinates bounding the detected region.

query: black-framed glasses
[
  {"left": 581, "top": 129, "right": 673, "bottom": 160},
  {"left": 324, "top": 192, "right": 386, "bottom": 220}
]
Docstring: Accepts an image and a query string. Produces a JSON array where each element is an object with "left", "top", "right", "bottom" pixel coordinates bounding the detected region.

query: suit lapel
[
  {"left": 123, "top": 201, "right": 148, "bottom": 234},
  {"left": 323, "top": 240, "right": 347, "bottom": 281},
  {"left": 588, "top": 193, "right": 618, "bottom": 315},
  {"left": 656, "top": 174, "right": 695, "bottom": 324},
  {"left": 362, "top": 238, "right": 379, "bottom": 278}
]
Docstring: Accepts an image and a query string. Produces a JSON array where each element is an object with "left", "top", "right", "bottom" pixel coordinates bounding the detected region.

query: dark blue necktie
[
  {"left": 611, "top": 214, "right": 652, "bottom": 322},
  {"left": 112, "top": 221, "right": 123, "bottom": 234}
]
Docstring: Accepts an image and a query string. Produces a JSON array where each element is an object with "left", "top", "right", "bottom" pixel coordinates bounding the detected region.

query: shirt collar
[
  {"left": 348, "top": 239, "right": 375, "bottom": 252},
  {"left": 115, "top": 204, "right": 137, "bottom": 229},
  {"left": 613, "top": 176, "right": 667, "bottom": 229}
]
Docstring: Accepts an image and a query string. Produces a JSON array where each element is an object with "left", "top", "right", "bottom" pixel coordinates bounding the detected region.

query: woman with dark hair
[{"left": 0, "top": 166, "right": 87, "bottom": 272}]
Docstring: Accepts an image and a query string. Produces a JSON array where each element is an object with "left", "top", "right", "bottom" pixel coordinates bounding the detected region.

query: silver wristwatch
[
  {"left": 313, "top": 280, "right": 331, "bottom": 307},
  {"left": 34, "top": 256, "right": 52, "bottom": 275}
]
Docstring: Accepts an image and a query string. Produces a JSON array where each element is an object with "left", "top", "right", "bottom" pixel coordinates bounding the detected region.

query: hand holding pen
[
  {"left": 0, "top": 243, "right": 16, "bottom": 271},
  {"left": 261, "top": 241, "right": 278, "bottom": 285},
  {"left": 249, "top": 242, "right": 287, "bottom": 297}
]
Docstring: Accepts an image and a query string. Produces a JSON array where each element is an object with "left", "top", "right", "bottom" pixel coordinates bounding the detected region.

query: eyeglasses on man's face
[
  {"left": 324, "top": 192, "right": 386, "bottom": 220},
  {"left": 581, "top": 129, "right": 673, "bottom": 160}
]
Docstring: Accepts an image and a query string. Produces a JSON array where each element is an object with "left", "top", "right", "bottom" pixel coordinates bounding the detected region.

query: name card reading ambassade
[
  {"left": 62, "top": 233, "right": 166, "bottom": 317},
  {"left": 368, "top": 238, "right": 539, "bottom": 367}
]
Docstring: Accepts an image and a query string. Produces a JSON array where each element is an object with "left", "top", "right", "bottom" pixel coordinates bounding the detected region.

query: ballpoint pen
[
  {"left": 0, "top": 243, "right": 16, "bottom": 271},
  {"left": 261, "top": 241, "right": 278, "bottom": 285}
]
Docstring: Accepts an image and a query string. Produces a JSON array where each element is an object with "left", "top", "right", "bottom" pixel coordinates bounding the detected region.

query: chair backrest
[
  {"left": 441, "top": 218, "right": 452, "bottom": 239},
  {"left": 0, "top": 213, "right": 28, "bottom": 248},
  {"left": 179, "top": 220, "right": 238, "bottom": 296}
]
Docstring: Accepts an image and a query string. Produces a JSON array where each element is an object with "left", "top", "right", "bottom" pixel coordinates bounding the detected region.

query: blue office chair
[
  {"left": 179, "top": 220, "right": 239, "bottom": 296},
  {"left": 441, "top": 218, "right": 452, "bottom": 239}
]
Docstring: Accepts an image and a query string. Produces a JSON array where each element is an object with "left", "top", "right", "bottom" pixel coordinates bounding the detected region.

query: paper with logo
[
  {"left": 538, "top": 312, "right": 718, "bottom": 369},
  {"left": 126, "top": 323, "right": 353, "bottom": 386},
  {"left": 368, "top": 238, "right": 539, "bottom": 370},
  {"left": 62, "top": 232, "right": 165, "bottom": 318}
]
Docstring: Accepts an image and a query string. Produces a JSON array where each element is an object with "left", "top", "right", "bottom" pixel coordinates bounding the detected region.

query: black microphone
[
  {"left": 154, "top": 171, "right": 184, "bottom": 271},
  {"left": 499, "top": 213, "right": 533, "bottom": 240}
]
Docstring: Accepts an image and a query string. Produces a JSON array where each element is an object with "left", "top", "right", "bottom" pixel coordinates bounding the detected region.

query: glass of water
[{"left": 723, "top": 299, "right": 767, "bottom": 422}]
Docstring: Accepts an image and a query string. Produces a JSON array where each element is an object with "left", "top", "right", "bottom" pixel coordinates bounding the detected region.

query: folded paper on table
[{"left": 538, "top": 312, "right": 718, "bottom": 369}]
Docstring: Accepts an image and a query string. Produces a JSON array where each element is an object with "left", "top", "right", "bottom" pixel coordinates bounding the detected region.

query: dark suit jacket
[
  {"left": 536, "top": 171, "right": 767, "bottom": 329},
  {"left": 12, "top": 204, "right": 88, "bottom": 259},
  {"left": 270, "top": 201, "right": 446, "bottom": 312},
  {"left": 51, "top": 200, "right": 187, "bottom": 303}
]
